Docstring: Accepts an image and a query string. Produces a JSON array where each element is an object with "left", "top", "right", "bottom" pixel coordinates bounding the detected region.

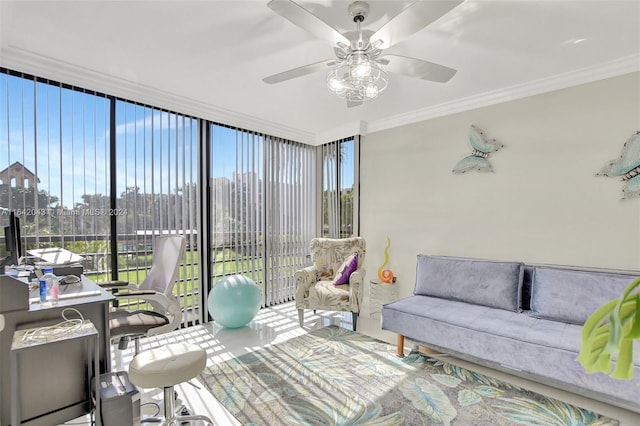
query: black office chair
[{"left": 100, "top": 235, "right": 185, "bottom": 354}]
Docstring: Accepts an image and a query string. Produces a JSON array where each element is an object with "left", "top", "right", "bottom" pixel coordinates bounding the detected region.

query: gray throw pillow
[
  {"left": 414, "top": 255, "right": 524, "bottom": 312},
  {"left": 530, "top": 267, "right": 638, "bottom": 325}
]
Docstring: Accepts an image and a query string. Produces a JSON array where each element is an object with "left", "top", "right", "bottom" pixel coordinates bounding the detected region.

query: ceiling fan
[{"left": 263, "top": 0, "right": 463, "bottom": 107}]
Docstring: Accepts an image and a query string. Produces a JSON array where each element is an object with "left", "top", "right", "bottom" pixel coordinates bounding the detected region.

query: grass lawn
[{"left": 89, "top": 249, "right": 271, "bottom": 311}]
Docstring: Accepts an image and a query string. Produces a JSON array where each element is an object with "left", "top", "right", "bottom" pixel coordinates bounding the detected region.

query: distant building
[{"left": 0, "top": 161, "right": 40, "bottom": 188}]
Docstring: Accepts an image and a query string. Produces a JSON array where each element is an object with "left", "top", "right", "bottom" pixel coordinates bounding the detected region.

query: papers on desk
[{"left": 28, "top": 247, "right": 85, "bottom": 265}]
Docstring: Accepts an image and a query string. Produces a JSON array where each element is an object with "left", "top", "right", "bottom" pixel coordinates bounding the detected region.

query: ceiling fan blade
[
  {"left": 268, "top": 0, "right": 350, "bottom": 46},
  {"left": 382, "top": 55, "right": 457, "bottom": 83},
  {"left": 263, "top": 59, "right": 337, "bottom": 84},
  {"left": 371, "top": 0, "right": 463, "bottom": 49}
]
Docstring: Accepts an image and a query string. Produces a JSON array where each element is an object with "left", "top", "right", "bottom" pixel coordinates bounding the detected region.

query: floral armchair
[{"left": 295, "top": 237, "right": 366, "bottom": 330}]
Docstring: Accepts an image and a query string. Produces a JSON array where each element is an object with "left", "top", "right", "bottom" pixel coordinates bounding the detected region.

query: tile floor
[{"left": 66, "top": 302, "right": 640, "bottom": 425}]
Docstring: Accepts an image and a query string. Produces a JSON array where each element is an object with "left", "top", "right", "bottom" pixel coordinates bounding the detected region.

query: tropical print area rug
[{"left": 200, "top": 325, "right": 617, "bottom": 425}]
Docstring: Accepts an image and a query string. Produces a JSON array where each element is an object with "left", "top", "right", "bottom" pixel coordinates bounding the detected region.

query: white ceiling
[{"left": 1, "top": 0, "right": 639, "bottom": 144}]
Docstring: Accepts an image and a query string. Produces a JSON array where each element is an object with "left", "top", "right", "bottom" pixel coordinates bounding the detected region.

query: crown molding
[
  {"left": 314, "top": 120, "right": 367, "bottom": 145},
  {"left": 366, "top": 54, "right": 640, "bottom": 134},
  {"left": 0, "top": 46, "right": 315, "bottom": 144},
  {"left": 3, "top": 44, "right": 639, "bottom": 145}
]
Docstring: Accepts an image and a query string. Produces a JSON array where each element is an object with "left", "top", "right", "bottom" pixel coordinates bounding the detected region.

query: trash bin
[{"left": 95, "top": 371, "right": 140, "bottom": 426}]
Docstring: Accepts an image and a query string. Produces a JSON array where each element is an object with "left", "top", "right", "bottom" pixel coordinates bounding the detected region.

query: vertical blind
[
  {"left": 115, "top": 100, "right": 200, "bottom": 325},
  {"left": 2, "top": 67, "right": 360, "bottom": 327},
  {"left": 0, "top": 70, "right": 202, "bottom": 327},
  {"left": 321, "top": 136, "right": 358, "bottom": 238},
  {"left": 321, "top": 140, "right": 340, "bottom": 238},
  {"left": 209, "top": 124, "right": 315, "bottom": 307},
  {"left": 0, "top": 70, "right": 112, "bottom": 278},
  {"left": 264, "top": 134, "right": 316, "bottom": 305}
]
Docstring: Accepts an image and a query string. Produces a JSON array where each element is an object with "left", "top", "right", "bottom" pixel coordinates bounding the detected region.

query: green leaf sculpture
[{"left": 577, "top": 277, "right": 640, "bottom": 380}]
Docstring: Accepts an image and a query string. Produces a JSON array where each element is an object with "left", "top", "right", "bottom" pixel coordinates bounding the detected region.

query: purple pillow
[{"left": 333, "top": 254, "right": 358, "bottom": 285}]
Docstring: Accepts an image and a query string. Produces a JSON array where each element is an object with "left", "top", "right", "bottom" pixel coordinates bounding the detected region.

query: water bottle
[
  {"left": 39, "top": 271, "right": 47, "bottom": 304},
  {"left": 40, "top": 267, "right": 58, "bottom": 305}
]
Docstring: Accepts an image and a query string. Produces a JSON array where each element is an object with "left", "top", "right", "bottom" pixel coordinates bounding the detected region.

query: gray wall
[{"left": 359, "top": 72, "right": 640, "bottom": 335}]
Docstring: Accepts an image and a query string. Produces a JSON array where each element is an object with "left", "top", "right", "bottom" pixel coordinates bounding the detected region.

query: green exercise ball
[{"left": 208, "top": 275, "right": 261, "bottom": 328}]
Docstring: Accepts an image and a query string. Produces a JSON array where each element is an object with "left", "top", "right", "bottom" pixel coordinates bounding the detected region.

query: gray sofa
[{"left": 381, "top": 254, "right": 640, "bottom": 413}]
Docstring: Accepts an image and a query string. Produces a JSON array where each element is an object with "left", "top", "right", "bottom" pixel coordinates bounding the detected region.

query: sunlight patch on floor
[
  {"left": 68, "top": 302, "right": 639, "bottom": 425},
  {"left": 70, "top": 301, "right": 351, "bottom": 425}
]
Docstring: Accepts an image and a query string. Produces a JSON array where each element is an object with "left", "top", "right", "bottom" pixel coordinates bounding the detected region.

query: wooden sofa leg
[
  {"left": 396, "top": 334, "right": 405, "bottom": 358},
  {"left": 418, "top": 345, "right": 441, "bottom": 355}
]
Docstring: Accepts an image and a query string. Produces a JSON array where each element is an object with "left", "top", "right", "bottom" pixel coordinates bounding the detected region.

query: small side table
[
  {"left": 369, "top": 279, "right": 398, "bottom": 319},
  {"left": 11, "top": 320, "right": 101, "bottom": 426}
]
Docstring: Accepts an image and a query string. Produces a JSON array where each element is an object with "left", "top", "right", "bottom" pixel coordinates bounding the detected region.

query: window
[
  {"left": 321, "top": 136, "right": 359, "bottom": 238},
  {"left": 0, "top": 70, "right": 112, "bottom": 278},
  {"left": 115, "top": 101, "right": 200, "bottom": 325},
  {"left": 0, "top": 70, "right": 205, "bottom": 325},
  {"left": 1, "top": 67, "right": 361, "bottom": 326},
  {"left": 209, "top": 125, "right": 315, "bottom": 307}
]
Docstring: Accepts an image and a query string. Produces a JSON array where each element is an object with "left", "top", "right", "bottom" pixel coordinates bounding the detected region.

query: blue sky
[{"left": 1, "top": 75, "right": 110, "bottom": 208}]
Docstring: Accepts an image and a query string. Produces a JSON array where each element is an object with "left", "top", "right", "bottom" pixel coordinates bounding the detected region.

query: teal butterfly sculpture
[
  {"left": 596, "top": 130, "right": 640, "bottom": 199},
  {"left": 452, "top": 125, "right": 504, "bottom": 174}
]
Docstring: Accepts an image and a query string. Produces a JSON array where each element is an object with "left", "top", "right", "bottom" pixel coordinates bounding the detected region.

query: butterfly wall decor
[
  {"left": 452, "top": 125, "right": 504, "bottom": 174},
  {"left": 596, "top": 130, "right": 640, "bottom": 200}
]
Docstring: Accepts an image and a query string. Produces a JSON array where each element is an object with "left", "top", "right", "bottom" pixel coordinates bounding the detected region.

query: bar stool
[{"left": 128, "top": 342, "right": 213, "bottom": 425}]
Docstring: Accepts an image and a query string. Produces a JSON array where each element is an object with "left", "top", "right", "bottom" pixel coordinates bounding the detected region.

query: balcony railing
[{"left": 4, "top": 232, "right": 310, "bottom": 326}]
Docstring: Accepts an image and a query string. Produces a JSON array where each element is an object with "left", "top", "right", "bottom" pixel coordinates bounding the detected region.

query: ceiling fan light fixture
[
  {"left": 350, "top": 62, "right": 371, "bottom": 79},
  {"left": 326, "top": 57, "right": 388, "bottom": 102},
  {"left": 350, "top": 54, "right": 372, "bottom": 79},
  {"left": 327, "top": 73, "right": 346, "bottom": 93},
  {"left": 364, "top": 83, "right": 378, "bottom": 98}
]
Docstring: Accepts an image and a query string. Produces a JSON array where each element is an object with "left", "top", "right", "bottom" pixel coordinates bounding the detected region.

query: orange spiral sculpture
[
  {"left": 377, "top": 236, "right": 394, "bottom": 284},
  {"left": 379, "top": 269, "right": 394, "bottom": 284}
]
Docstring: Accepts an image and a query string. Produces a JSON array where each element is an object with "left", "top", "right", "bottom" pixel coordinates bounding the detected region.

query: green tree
[
  {"left": 73, "top": 193, "right": 111, "bottom": 236},
  {"left": 0, "top": 184, "right": 60, "bottom": 235}
]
